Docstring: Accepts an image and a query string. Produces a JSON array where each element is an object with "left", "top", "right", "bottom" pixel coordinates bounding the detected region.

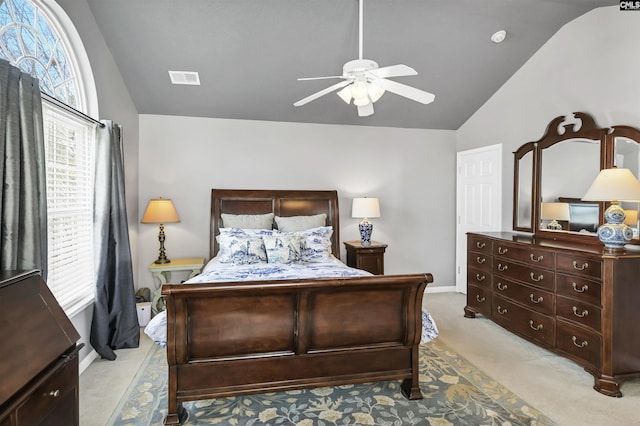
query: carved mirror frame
[{"left": 512, "top": 112, "right": 640, "bottom": 244}]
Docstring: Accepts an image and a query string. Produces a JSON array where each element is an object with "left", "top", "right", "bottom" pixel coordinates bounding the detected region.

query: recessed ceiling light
[
  {"left": 168, "top": 70, "right": 200, "bottom": 85},
  {"left": 491, "top": 30, "right": 507, "bottom": 44}
]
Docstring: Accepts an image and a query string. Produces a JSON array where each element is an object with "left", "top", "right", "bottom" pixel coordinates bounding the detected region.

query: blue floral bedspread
[{"left": 144, "top": 257, "right": 438, "bottom": 346}]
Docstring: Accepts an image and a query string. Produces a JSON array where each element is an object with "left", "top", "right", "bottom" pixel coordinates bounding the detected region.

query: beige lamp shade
[
  {"left": 624, "top": 209, "right": 638, "bottom": 226},
  {"left": 352, "top": 197, "right": 381, "bottom": 218},
  {"left": 582, "top": 168, "right": 640, "bottom": 202},
  {"left": 540, "top": 202, "right": 570, "bottom": 221},
  {"left": 141, "top": 198, "right": 181, "bottom": 224}
]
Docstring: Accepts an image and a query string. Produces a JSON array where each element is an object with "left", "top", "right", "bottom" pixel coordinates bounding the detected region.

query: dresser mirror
[
  {"left": 610, "top": 126, "right": 640, "bottom": 239},
  {"left": 513, "top": 142, "right": 535, "bottom": 232},
  {"left": 539, "top": 138, "right": 601, "bottom": 235},
  {"left": 512, "top": 112, "right": 613, "bottom": 243}
]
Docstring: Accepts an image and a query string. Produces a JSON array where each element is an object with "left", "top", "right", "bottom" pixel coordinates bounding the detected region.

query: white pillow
[
  {"left": 263, "top": 234, "right": 301, "bottom": 264},
  {"left": 275, "top": 213, "right": 327, "bottom": 232},
  {"left": 221, "top": 213, "right": 274, "bottom": 229}
]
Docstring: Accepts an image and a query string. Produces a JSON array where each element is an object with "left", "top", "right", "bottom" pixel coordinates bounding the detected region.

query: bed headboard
[{"left": 210, "top": 189, "right": 341, "bottom": 260}]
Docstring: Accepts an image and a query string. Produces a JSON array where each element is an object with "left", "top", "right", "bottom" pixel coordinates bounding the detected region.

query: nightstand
[
  {"left": 148, "top": 257, "right": 205, "bottom": 314},
  {"left": 344, "top": 241, "right": 387, "bottom": 275}
]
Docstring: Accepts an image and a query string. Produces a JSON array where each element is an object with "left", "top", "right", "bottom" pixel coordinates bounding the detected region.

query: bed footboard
[{"left": 162, "top": 273, "right": 431, "bottom": 425}]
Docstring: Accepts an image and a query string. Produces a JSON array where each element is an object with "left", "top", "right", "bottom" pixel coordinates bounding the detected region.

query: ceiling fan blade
[
  {"left": 371, "top": 78, "right": 435, "bottom": 104},
  {"left": 293, "top": 80, "right": 351, "bottom": 107},
  {"left": 298, "top": 76, "right": 344, "bottom": 81},
  {"left": 357, "top": 103, "right": 374, "bottom": 117},
  {"left": 368, "top": 64, "right": 417, "bottom": 79}
]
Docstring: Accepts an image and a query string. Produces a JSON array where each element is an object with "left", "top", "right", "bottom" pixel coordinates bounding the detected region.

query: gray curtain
[
  {"left": 0, "top": 59, "right": 48, "bottom": 276},
  {"left": 90, "top": 120, "right": 139, "bottom": 360}
]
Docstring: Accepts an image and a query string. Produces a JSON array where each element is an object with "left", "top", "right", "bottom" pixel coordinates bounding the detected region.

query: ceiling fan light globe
[
  {"left": 351, "top": 81, "right": 368, "bottom": 99},
  {"left": 368, "top": 83, "right": 385, "bottom": 103},
  {"left": 353, "top": 96, "right": 370, "bottom": 107},
  {"left": 337, "top": 86, "right": 353, "bottom": 104}
]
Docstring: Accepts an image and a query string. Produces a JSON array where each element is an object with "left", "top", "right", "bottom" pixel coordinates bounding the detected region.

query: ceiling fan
[{"left": 293, "top": 0, "right": 435, "bottom": 117}]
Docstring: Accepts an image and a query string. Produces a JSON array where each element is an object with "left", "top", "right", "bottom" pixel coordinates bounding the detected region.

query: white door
[{"left": 456, "top": 144, "right": 502, "bottom": 293}]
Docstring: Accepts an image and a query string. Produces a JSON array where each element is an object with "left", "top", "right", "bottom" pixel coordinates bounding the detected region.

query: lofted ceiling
[{"left": 85, "top": 0, "right": 617, "bottom": 130}]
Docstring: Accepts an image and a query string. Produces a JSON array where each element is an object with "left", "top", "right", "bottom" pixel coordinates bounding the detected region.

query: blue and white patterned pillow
[
  {"left": 263, "top": 234, "right": 301, "bottom": 264},
  {"left": 217, "top": 230, "right": 269, "bottom": 264},
  {"left": 296, "top": 226, "right": 333, "bottom": 262}
]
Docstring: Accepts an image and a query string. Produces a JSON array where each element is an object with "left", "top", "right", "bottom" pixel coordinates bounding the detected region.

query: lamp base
[
  {"left": 597, "top": 202, "right": 634, "bottom": 252},
  {"left": 154, "top": 257, "right": 171, "bottom": 264},
  {"left": 546, "top": 219, "right": 562, "bottom": 230},
  {"left": 359, "top": 218, "right": 373, "bottom": 246}
]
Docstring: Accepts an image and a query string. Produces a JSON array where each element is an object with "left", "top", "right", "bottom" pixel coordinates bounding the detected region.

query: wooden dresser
[
  {"left": 464, "top": 232, "right": 640, "bottom": 397},
  {"left": 0, "top": 270, "right": 82, "bottom": 425}
]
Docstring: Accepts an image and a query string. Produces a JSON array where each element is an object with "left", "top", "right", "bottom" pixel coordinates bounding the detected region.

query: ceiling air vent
[{"left": 168, "top": 70, "right": 200, "bottom": 85}]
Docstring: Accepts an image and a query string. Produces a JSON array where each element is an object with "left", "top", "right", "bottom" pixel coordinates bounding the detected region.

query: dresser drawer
[
  {"left": 493, "top": 243, "right": 555, "bottom": 270},
  {"left": 468, "top": 235, "right": 492, "bottom": 255},
  {"left": 556, "top": 295, "right": 601, "bottom": 332},
  {"left": 493, "top": 277, "right": 554, "bottom": 315},
  {"left": 467, "top": 267, "right": 491, "bottom": 288},
  {"left": 16, "top": 357, "right": 77, "bottom": 425},
  {"left": 492, "top": 295, "right": 554, "bottom": 346},
  {"left": 467, "top": 250, "right": 493, "bottom": 273},
  {"left": 467, "top": 284, "right": 492, "bottom": 317},
  {"left": 556, "top": 253, "right": 601, "bottom": 280},
  {"left": 493, "top": 259, "right": 554, "bottom": 291},
  {"left": 556, "top": 274, "right": 601, "bottom": 307},
  {"left": 556, "top": 319, "right": 601, "bottom": 367}
]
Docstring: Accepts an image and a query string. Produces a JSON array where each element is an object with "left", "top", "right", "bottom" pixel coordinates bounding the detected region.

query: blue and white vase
[
  {"left": 359, "top": 218, "right": 373, "bottom": 246},
  {"left": 598, "top": 202, "right": 634, "bottom": 251}
]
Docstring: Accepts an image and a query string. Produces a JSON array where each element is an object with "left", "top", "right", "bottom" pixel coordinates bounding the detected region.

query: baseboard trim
[
  {"left": 79, "top": 349, "right": 99, "bottom": 374},
  {"left": 425, "top": 285, "right": 456, "bottom": 293}
]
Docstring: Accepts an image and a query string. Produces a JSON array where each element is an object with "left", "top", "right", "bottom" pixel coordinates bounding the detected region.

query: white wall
[
  {"left": 137, "top": 115, "right": 457, "bottom": 292},
  {"left": 56, "top": 0, "right": 139, "bottom": 369},
  {"left": 457, "top": 6, "right": 640, "bottom": 231}
]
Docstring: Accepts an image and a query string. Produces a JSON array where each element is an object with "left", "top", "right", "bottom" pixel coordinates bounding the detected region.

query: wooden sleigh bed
[{"left": 161, "top": 189, "right": 432, "bottom": 425}]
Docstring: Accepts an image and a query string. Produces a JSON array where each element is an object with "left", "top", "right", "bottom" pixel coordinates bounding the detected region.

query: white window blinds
[{"left": 43, "top": 103, "right": 97, "bottom": 316}]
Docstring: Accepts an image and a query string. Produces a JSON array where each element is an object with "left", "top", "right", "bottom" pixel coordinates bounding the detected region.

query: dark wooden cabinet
[
  {"left": 465, "top": 232, "right": 640, "bottom": 397},
  {"left": 0, "top": 270, "right": 82, "bottom": 425},
  {"left": 344, "top": 240, "right": 387, "bottom": 275}
]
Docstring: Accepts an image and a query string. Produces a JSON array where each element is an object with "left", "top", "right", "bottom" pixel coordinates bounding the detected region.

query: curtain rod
[{"left": 41, "top": 92, "right": 105, "bottom": 127}]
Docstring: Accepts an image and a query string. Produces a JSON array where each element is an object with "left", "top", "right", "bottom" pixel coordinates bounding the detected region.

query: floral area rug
[{"left": 108, "top": 339, "right": 556, "bottom": 426}]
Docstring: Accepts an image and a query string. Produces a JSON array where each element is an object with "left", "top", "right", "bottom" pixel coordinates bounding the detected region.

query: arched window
[
  {"left": 1, "top": 0, "right": 85, "bottom": 109},
  {"left": 1, "top": 0, "right": 98, "bottom": 316}
]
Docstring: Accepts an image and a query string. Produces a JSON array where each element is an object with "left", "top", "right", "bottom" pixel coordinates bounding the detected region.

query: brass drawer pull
[
  {"left": 572, "top": 260, "right": 589, "bottom": 271},
  {"left": 475, "top": 273, "right": 486, "bottom": 282},
  {"left": 529, "top": 272, "right": 544, "bottom": 282},
  {"left": 529, "top": 294, "right": 543, "bottom": 304},
  {"left": 498, "top": 247, "right": 508, "bottom": 255},
  {"left": 529, "top": 320, "right": 543, "bottom": 331},
  {"left": 48, "top": 389, "right": 60, "bottom": 398},
  {"left": 476, "top": 241, "right": 486, "bottom": 249},
  {"left": 497, "top": 264, "right": 508, "bottom": 272},
  {"left": 572, "top": 336, "right": 588, "bottom": 348},
  {"left": 530, "top": 254, "right": 544, "bottom": 262},
  {"left": 476, "top": 256, "right": 486, "bottom": 264},
  {"left": 497, "top": 306, "right": 507, "bottom": 315},
  {"left": 572, "top": 282, "right": 588, "bottom": 293},
  {"left": 476, "top": 295, "right": 486, "bottom": 303},
  {"left": 497, "top": 282, "right": 508, "bottom": 291},
  {"left": 572, "top": 306, "right": 589, "bottom": 318}
]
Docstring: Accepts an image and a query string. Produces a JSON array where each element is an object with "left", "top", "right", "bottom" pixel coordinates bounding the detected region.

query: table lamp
[
  {"left": 141, "top": 197, "right": 180, "bottom": 263},
  {"left": 352, "top": 197, "right": 380, "bottom": 246},
  {"left": 582, "top": 168, "right": 640, "bottom": 252},
  {"left": 540, "top": 202, "right": 570, "bottom": 230}
]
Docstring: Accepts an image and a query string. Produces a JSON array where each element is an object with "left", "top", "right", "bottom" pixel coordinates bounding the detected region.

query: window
[{"left": 1, "top": 0, "right": 97, "bottom": 316}]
